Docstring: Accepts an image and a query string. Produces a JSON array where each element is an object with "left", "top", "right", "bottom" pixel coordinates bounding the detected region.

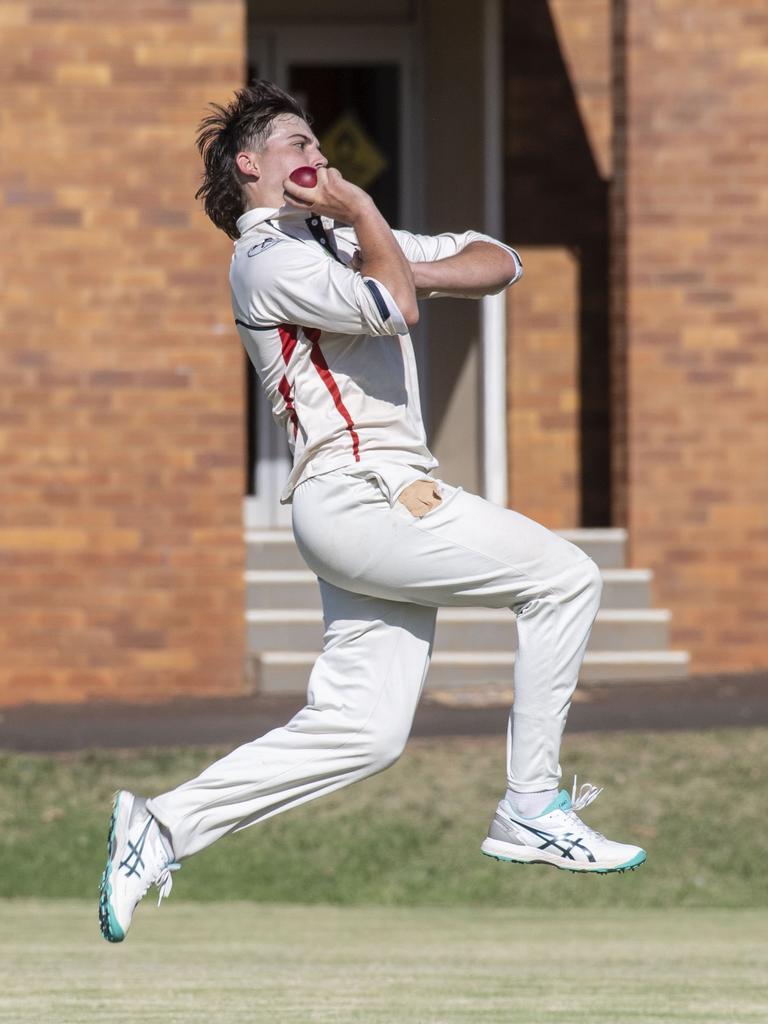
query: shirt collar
[{"left": 236, "top": 204, "right": 318, "bottom": 237}]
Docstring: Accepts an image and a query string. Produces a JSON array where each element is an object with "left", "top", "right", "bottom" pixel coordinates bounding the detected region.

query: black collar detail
[{"left": 305, "top": 216, "right": 343, "bottom": 263}]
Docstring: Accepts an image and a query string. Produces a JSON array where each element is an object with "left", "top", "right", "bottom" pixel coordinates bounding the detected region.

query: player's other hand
[{"left": 282, "top": 167, "right": 374, "bottom": 226}]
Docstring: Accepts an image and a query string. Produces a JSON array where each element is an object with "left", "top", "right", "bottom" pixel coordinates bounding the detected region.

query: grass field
[
  {"left": 1, "top": 902, "right": 766, "bottom": 1023},
  {"left": 2, "top": 728, "right": 768, "bottom": 908},
  {"left": 2, "top": 728, "right": 767, "bottom": 1022}
]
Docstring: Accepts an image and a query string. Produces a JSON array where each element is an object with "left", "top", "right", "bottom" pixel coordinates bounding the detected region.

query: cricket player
[{"left": 99, "top": 81, "right": 645, "bottom": 943}]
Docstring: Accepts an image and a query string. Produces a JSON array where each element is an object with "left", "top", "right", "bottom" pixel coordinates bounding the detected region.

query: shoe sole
[
  {"left": 480, "top": 838, "right": 647, "bottom": 874},
  {"left": 98, "top": 790, "right": 134, "bottom": 943}
]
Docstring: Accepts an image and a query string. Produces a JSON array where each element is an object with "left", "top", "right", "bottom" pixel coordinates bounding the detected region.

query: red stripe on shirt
[
  {"left": 277, "top": 376, "right": 299, "bottom": 437},
  {"left": 278, "top": 323, "right": 298, "bottom": 363},
  {"left": 277, "top": 324, "right": 300, "bottom": 438},
  {"left": 304, "top": 327, "right": 361, "bottom": 461}
]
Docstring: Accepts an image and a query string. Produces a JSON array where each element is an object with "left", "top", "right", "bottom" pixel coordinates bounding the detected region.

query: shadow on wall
[{"left": 504, "top": 0, "right": 613, "bottom": 526}]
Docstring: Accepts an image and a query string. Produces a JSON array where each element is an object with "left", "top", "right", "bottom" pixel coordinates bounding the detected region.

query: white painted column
[{"left": 481, "top": 0, "right": 508, "bottom": 507}]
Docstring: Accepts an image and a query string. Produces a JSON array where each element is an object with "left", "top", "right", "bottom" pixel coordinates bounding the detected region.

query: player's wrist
[
  {"left": 410, "top": 261, "right": 438, "bottom": 290},
  {"left": 345, "top": 194, "right": 378, "bottom": 226}
]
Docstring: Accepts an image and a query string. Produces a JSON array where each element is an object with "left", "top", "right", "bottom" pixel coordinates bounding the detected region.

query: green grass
[
  {"left": 1, "top": 729, "right": 768, "bottom": 907},
  {"left": 1, "top": 902, "right": 766, "bottom": 1023}
]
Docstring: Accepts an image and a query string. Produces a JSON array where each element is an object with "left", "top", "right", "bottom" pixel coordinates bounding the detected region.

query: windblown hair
[{"left": 195, "top": 81, "right": 308, "bottom": 240}]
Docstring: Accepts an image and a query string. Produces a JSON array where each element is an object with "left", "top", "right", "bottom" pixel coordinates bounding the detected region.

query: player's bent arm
[
  {"left": 410, "top": 241, "right": 521, "bottom": 299},
  {"left": 231, "top": 239, "right": 409, "bottom": 338},
  {"left": 388, "top": 228, "right": 522, "bottom": 299},
  {"left": 348, "top": 200, "right": 419, "bottom": 326}
]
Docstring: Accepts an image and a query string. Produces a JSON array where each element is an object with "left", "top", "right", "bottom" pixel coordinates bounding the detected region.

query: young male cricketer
[{"left": 99, "top": 81, "right": 645, "bottom": 943}]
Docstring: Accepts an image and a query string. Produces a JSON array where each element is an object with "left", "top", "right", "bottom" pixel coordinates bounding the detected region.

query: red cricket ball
[{"left": 289, "top": 166, "right": 318, "bottom": 188}]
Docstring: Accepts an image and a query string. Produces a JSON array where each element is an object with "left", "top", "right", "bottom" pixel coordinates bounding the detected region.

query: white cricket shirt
[{"left": 230, "top": 204, "right": 522, "bottom": 503}]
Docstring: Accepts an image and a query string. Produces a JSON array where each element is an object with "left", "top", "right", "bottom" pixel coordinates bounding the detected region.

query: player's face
[{"left": 254, "top": 114, "right": 326, "bottom": 206}]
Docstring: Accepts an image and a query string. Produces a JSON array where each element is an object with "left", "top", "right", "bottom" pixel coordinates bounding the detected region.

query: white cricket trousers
[{"left": 148, "top": 469, "right": 602, "bottom": 859}]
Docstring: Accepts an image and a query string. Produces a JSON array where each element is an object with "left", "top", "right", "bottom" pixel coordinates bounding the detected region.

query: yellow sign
[{"left": 320, "top": 113, "right": 388, "bottom": 190}]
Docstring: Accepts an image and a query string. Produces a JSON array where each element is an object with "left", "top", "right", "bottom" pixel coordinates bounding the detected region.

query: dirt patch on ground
[{"left": 0, "top": 672, "right": 765, "bottom": 751}]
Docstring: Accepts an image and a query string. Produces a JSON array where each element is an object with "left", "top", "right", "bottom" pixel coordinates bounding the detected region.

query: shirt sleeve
[
  {"left": 232, "top": 238, "right": 408, "bottom": 337},
  {"left": 391, "top": 228, "right": 523, "bottom": 297}
]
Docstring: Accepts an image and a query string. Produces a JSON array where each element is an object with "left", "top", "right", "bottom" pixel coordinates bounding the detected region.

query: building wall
[
  {"left": 0, "top": 0, "right": 247, "bottom": 704},
  {"left": 504, "top": 0, "right": 613, "bottom": 526},
  {"left": 2, "top": 0, "right": 766, "bottom": 706},
  {"left": 623, "top": 0, "right": 768, "bottom": 671},
  {"left": 506, "top": 249, "right": 580, "bottom": 529},
  {"left": 549, "top": 0, "right": 613, "bottom": 180}
]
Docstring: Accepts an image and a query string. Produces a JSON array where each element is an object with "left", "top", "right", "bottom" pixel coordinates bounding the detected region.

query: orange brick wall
[
  {"left": 624, "top": 0, "right": 768, "bottom": 670},
  {"left": 504, "top": 1, "right": 613, "bottom": 526},
  {"left": 506, "top": 249, "right": 580, "bottom": 528},
  {"left": 549, "top": 0, "right": 613, "bottom": 179},
  {"left": 0, "top": 0, "right": 247, "bottom": 704}
]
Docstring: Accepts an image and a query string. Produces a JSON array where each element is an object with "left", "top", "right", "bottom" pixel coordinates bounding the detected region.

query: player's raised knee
[
  {"left": 362, "top": 722, "right": 409, "bottom": 775},
  {"left": 587, "top": 556, "right": 603, "bottom": 592},
  {"left": 581, "top": 556, "right": 603, "bottom": 607}
]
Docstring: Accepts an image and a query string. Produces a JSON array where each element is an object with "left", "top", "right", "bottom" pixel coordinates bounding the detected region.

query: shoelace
[
  {"left": 154, "top": 862, "right": 180, "bottom": 908},
  {"left": 132, "top": 855, "right": 180, "bottom": 908},
  {"left": 570, "top": 776, "right": 603, "bottom": 811},
  {"left": 565, "top": 776, "right": 606, "bottom": 840}
]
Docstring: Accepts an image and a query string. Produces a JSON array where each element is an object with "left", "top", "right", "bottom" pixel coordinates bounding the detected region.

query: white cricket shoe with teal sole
[
  {"left": 99, "top": 790, "right": 180, "bottom": 942},
  {"left": 481, "top": 780, "right": 646, "bottom": 874}
]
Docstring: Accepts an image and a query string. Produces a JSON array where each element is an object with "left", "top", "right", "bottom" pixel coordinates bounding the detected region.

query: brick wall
[
  {"left": 0, "top": 0, "right": 247, "bottom": 704},
  {"left": 623, "top": 0, "right": 768, "bottom": 670},
  {"left": 504, "top": 0, "right": 612, "bottom": 525},
  {"left": 549, "top": 0, "right": 613, "bottom": 179},
  {"left": 506, "top": 249, "right": 580, "bottom": 528}
]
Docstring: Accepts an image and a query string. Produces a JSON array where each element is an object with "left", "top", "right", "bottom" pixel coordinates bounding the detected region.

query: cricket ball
[{"left": 289, "top": 166, "right": 318, "bottom": 188}]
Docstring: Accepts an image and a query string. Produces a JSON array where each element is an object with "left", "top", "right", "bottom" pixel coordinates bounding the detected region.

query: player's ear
[{"left": 235, "top": 150, "right": 260, "bottom": 181}]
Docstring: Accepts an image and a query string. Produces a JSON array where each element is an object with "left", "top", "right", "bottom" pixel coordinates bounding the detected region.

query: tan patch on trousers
[{"left": 397, "top": 479, "right": 442, "bottom": 518}]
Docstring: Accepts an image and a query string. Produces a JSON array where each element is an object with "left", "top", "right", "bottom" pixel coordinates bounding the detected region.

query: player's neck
[{"left": 244, "top": 182, "right": 283, "bottom": 212}]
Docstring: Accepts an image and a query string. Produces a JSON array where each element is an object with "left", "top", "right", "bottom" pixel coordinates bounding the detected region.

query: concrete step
[
  {"left": 243, "top": 568, "right": 653, "bottom": 611},
  {"left": 245, "top": 570, "right": 319, "bottom": 608},
  {"left": 245, "top": 607, "right": 670, "bottom": 654},
  {"left": 557, "top": 529, "right": 626, "bottom": 568},
  {"left": 249, "top": 649, "right": 690, "bottom": 695},
  {"left": 245, "top": 530, "right": 304, "bottom": 572},
  {"left": 245, "top": 527, "right": 628, "bottom": 572},
  {"left": 600, "top": 569, "right": 652, "bottom": 609},
  {"left": 242, "top": 527, "right": 686, "bottom": 691}
]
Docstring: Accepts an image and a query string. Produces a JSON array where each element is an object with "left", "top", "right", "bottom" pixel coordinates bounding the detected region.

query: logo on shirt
[{"left": 247, "top": 238, "right": 282, "bottom": 258}]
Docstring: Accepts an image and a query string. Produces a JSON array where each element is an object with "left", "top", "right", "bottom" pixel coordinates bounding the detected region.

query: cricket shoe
[
  {"left": 480, "top": 780, "right": 646, "bottom": 874},
  {"left": 99, "top": 790, "right": 180, "bottom": 942}
]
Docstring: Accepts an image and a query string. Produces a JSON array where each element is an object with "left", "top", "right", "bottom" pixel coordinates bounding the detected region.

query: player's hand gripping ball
[{"left": 289, "top": 166, "right": 318, "bottom": 188}]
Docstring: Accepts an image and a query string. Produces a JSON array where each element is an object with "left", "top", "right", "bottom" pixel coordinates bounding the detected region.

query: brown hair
[{"left": 195, "top": 80, "right": 308, "bottom": 239}]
